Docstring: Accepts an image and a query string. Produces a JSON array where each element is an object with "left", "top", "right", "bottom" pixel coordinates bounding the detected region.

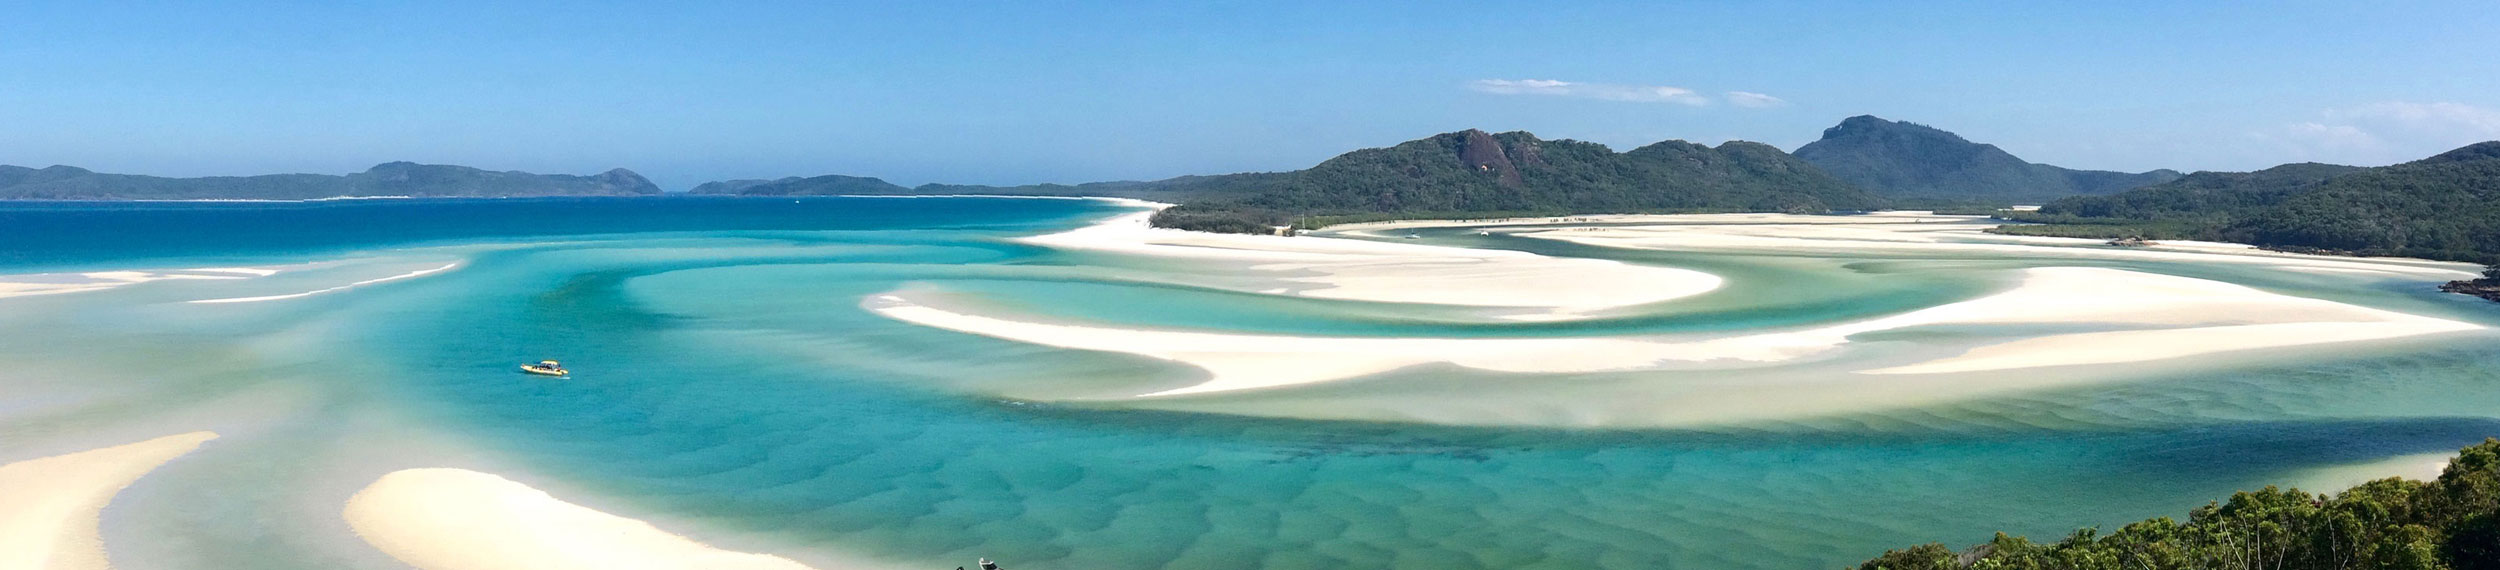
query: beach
[
  {"left": 344, "top": 468, "right": 837, "bottom": 570},
  {"left": 867, "top": 206, "right": 2487, "bottom": 422},
  {"left": 0, "top": 432, "right": 218, "bottom": 570},
  {"left": 4, "top": 197, "right": 2493, "bottom": 569},
  {"left": 1019, "top": 205, "right": 1723, "bottom": 320}
]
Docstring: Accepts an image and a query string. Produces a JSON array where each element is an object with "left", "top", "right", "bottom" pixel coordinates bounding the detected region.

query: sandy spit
[
  {"left": 867, "top": 267, "right": 2482, "bottom": 397},
  {"left": 0, "top": 431, "right": 219, "bottom": 570},
  {"left": 343, "top": 468, "right": 841, "bottom": 570},
  {"left": 1019, "top": 208, "right": 1723, "bottom": 320}
]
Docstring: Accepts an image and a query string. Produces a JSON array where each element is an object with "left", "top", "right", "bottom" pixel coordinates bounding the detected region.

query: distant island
[
  {"left": 2000, "top": 141, "right": 2500, "bottom": 265},
  {"left": 1793, "top": 115, "right": 2181, "bottom": 204},
  {"left": 0, "top": 162, "right": 660, "bottom": 200},
  {"left": 1857, "top": 438, "right": 2500, "bottom": 570}
]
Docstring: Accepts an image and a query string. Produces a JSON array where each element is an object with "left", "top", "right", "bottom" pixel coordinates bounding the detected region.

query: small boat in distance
[{"left": 520, "top": 360, "right": 569, "bottom": 377}]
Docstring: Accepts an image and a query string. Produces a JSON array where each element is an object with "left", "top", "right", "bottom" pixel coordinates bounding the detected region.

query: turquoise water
[{"left": 4, "top": 197, "right": 2498, "bottom": 569}]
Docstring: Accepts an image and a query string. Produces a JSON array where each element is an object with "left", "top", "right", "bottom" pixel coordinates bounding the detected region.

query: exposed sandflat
[
  {"left": 0, "top": 269, "right": 265, "bottom": 300},
  {"left": 344, "top": 468, "right": 833, "bottom": 570},
  {"left": 1500, "top": 213, "right": 2477, "bottom": 278},
  {"left": 868, "top": 266, "right": 2481, "bottom": 398},
  {"left": 1020, "top": 207, "right": 1721, "bottom": 320},
  {"left": 0, "top": 431, "right": 219, "bottom": 570}
]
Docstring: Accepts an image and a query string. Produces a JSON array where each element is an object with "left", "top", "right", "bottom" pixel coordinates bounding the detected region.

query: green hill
[
  {"left": 0, "top": 162, "right": 660, "bottom": 200},
  {"left": 1152, "top": 129, "right": 1886, "bottom": 231},
  {"left": 2004, "top": 141, "right": 2500, "bottom": 263},
  {"left": 687, "top": 129, "right": 1880, "bottom": 233},
  {"left": 1793, "top": 115, "right": 2180, "bottom": 203}
]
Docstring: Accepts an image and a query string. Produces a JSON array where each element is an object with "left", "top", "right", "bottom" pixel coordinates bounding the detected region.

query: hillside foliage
[
  {"left": 2002, "top": 142, "right": 2500, "bottom": 264},
  {"left": 1860, "top": 438, "right": 2500, "bottom": 570},
  {"left": 1793, "top": 115, "right": 2180, "bottom": 203},
  {"left": 1152, "top": 129, "right": 1888, "bottom": 231}
]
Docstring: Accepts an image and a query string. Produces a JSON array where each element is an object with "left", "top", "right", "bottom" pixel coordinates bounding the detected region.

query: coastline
[
  {"left": 0, "top": 431, "right": 219, "bottom": 570},
  {"left": 1017, "top": 202, "right": 1724, "bottom": 320},
  {"left": 344, "top": 468, "right": 852, "bottom": 570},
  {"left": 862, "top": 204, "right": 2488, "bottom": 424}
]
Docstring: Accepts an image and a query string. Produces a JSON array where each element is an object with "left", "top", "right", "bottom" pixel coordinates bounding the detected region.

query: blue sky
[{"left": 5, "top": 1, "right": 2497, "bottom": 190}]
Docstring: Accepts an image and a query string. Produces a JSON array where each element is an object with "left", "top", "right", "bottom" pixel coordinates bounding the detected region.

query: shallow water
[{"left": 4, "top": 197, "right": 2497, "bottom": 569}]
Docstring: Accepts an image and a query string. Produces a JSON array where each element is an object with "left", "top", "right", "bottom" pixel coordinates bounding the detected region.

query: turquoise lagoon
[{"left": 2, "top": 197, "right": 2497, "bottom": 569}]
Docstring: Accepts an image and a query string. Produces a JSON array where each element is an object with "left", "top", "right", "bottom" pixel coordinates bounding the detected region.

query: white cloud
[
  {"left": 2254, "top": 101, "right": 2500, "bottom": 165},
  {"left": 1468, "top": 79, "right": 1710, "bottom": 106},
  {"left": 2328, "top": 101, "right": 2500, "bottom": 140},
  {"left": 1725, "top": 91, "right": 1788, "bottom": 108},
  {"left": 2289, "top": 121, "right": 2380, "bottom": 146}
]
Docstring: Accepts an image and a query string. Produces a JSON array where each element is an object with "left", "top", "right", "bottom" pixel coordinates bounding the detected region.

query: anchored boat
[{"left": 519, "top": 360, "right": 569, "bottom": 377}]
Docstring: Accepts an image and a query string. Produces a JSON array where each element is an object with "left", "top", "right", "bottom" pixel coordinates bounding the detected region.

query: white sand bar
[
  {"left": 0, "top": 431, "right": 219, "bottom": 570},
  {"left": 1500, "top": 213, "right": 2478, "bottom": 278},
  {"left": 0, "top": 269, "right": 265, "bottom": 300},
  {"left": 344, "top": 468, "right": 822, "bottom": 570},
  {"left": 189, "top": 262, "right": 458, "bottom": 304},
  {"left": 1022, "top": 207, "right": 1722, "bottom": 320},
  {"left": 869, "top": 267, "right": 2481, "bottom": 397}
]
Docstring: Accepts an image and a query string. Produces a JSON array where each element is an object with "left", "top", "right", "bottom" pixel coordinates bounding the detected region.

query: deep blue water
[{"left": 0, "top": 196, "right": 1115, "bottom": 269}]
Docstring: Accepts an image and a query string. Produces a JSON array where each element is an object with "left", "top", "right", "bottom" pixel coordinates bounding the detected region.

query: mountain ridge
[
  {"left": 1793, "top": 115, "right": 2180, "bottom": 203},
  {"left": 0, "top": 162, "right": 661, "bottom": 200},
  {"left": 686, "top": 127, "right": 1887, "bottom": 232}
]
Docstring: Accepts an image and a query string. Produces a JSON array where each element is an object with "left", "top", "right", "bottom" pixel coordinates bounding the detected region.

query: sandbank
[
  {"left": 0, "top": 268, "right": 275, "bottom": 300},
  {"left": 1494, "top": 214, "right": 2477, "bottom": 278},
  {"left": 868, "top": 267, "right": 2481, "bottom": 398},
  {"left": 344, "top": 468, "right": 827, "bottom": 570},
  {"left": 189, "top": 262, "right": 459, "bottom": 304},
  {"left": 0, "top": 431, "right": 219, "bottom": 570},
  {"left": 2288, "top": 451, "right": 2457, "bottom": 492},
  {"left": 1019, "top": 208, "right": 1722, "bottom": 320}
]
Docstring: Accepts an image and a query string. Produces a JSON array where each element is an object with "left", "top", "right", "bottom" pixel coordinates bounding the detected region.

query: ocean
[{"left": 3, "top": 196, "right": 2496, "bottom": 569}]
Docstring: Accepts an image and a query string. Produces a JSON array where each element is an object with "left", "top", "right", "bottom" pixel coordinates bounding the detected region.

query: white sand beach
[
  {"left": 0, "top": 269, "right": 273, "bottom": 300},
  {"left": 2289, "top": 451, "right": 2458, "bottom": 492},
  {"left": 0, "top": 431, "right": 219, "bottom": 570},
  {"left": 189, "top": 262, "right": 459, "bottom": 304},
  {"left": 867, "top": 266, "right": 2482, "bottom": 397},
  {"left": 1021, "top": 206, "right": 1721, "bottom": 320},
  {"left": 344, "top": 468, "right": 826, "bottom": 570},
  {"left": 1495, "top": 213, "right": 2478, "bottom": 278}
]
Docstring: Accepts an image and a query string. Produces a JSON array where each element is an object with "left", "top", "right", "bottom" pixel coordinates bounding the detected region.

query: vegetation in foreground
[{"left": 1857, "top": 438, "right": 2500, "bottom": 570}]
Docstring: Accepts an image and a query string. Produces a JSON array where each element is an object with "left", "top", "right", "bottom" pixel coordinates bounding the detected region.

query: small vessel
[
  {"left": 1403, "top": 233, "right": 1421, "bottom": 239},
  {"left": 520, "top": 360, "right": 569, "bottom": 377}
]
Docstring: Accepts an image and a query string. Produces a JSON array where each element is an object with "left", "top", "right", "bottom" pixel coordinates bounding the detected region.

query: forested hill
[
  {"left": 1149, "top": 129, "right": 1886, "bottom": 232},
  {"left": 1793, "top": 115, "right": 2181, "bottom": 203},
  {"left": 0, "top": 162, "right": 661, "bottom": 200},
  {"left": 2004, "top": 141, "right": 2500, "bottom": 263},
  {"left": 688, "top": 129, "right": 1883, "bottom": 233}
]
